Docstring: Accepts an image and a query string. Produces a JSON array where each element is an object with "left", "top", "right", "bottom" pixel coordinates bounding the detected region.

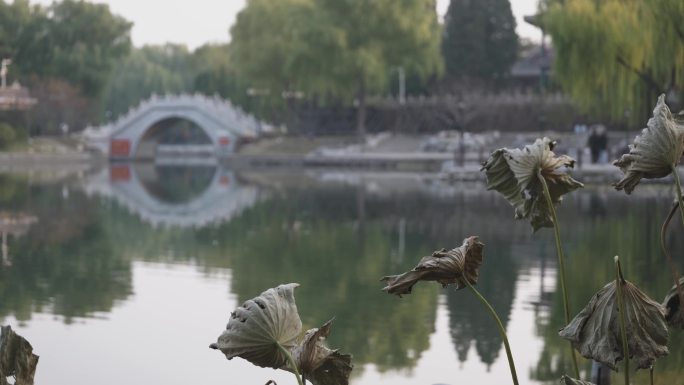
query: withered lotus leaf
[
  {"left": 289, "top": 319, "right": 353, "bottom": 385},
  {"left": 614, "top": 94, "right": 684, "bottom": 194},
  {"left": 0, "top": 325, "right": 39, "bottom": 385},
  {"left": 559, "top": 280, "right": 668, "bottom": 370},
  {"left": 481, "top": 137, "right": 583, "bottom": 231},
  {"left": 210, "top": 283, "right": 303, "bottom": 369},
  {"left": 663, "top": 276, "right": 684, "bottom": 329},
  {"left": 381, "top": 236, "right": 483, "bottom": 296},
  {"left": 560, "top": 375, "right": 595, "bottom": 385}
]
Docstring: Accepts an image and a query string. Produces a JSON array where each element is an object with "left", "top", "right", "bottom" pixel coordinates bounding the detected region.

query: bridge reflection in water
[{"left": 80, "top": 163, "right": 260, "bottom": 228}]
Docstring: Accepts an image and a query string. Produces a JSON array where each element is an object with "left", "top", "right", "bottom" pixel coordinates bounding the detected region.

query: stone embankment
[
  {"left": 0, "top": 152, "right": 98, "bottom": 174},
  {"left": 227, "top": 131, "right": 641, "bottom": 184}
]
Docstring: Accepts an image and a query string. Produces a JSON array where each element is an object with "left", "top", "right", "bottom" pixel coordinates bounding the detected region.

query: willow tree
[
  {"left": 229, "top": 0, "right": 443, "bottom": 137},
  {"left": 229, "top": 0, "right": 312, "bottom": 108},
  {"left": 309, "top": 0, "right": 443, "bottom": 137},
  {"left": 542, "top": 0, "right": 684, "bottom": 123},
  {"left": 101, "top": 44, "right": 193, "bottom": 118}
]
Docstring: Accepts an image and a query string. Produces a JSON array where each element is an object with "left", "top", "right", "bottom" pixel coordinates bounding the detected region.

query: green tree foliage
[
  {"left": 229, "top": 0, "right": 443, "bottom": 135},
  {"left": 0, "top": 0, "right": 33, "bottom": 60},
  {"left": 229, "top": 0, "right": 309, "bottom": 95},
  {"left": 0, "top": 122, "right": 16, "bottom": 149},
  {"left": 100, "top": 43, "right": 253, "bottom": 120},
  {"left": 191, "top": 44, "right": 250, "bottom": 109},
  {"left": 543, "top": 0, "right": 684, "bottom": 123},
  {"left": 101, "top": 44, "right": 193, "bottom": 118},
  {"left": 12, "top": 0, "right": 132, "bottom": 97},
  {"left": 441, "top": 0, "right": 518, "bottom": 82}
]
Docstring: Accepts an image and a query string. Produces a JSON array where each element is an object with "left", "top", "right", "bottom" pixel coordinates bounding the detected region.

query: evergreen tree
[{"left": 442, "top": 0, "right": 518, "bottom": 82}]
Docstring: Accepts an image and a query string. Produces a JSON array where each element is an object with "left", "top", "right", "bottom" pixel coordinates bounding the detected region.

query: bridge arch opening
[{"left": 134, "top": 117, "right": 214, "bottom": 159}]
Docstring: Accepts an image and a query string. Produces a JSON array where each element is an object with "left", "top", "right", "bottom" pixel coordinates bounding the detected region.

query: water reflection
[
  {"left": 0, "top": 212, "right": 37, "bottom": 267},
  {"left": 81, "top": 163, "right": 260, "bottom": 227},
  {"left": 0, "top": 169, "right": 682, "bottom": 384},
  {"left": 534, "top": 187, "right": 684, "bottom": 383},
  {"left": 0, "top": 175, "right": 131, "bottom": 323},
  {"left": 447, "top": 243, "right": 517, "bottom": 368}
]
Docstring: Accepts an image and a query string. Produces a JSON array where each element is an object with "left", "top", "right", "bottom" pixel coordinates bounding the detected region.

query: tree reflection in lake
[
  {"left": 0, "top": 169, "right": 682, "bottom": 384},
  {"left": 447, "top": 241, "right": 516, "bottom": 368},
  {"left": 532, "top": 188, "right": 684, "bottom": 384},
  {"left": 214, "top": 185, "right": 440, "bottom": 372},
  {"left": 0, "top": 174, "right": 132, "bottom": 323}
]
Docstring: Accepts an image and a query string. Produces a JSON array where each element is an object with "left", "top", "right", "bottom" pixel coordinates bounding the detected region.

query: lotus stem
[
  {"left": 538, "top": 170, "right": 581, "bottom": 378},
  {"left": 672, "top": 165, "right": 684, "bottom": 233},
  {"left": 276, "top": 342, "right": 304, "bottom": 385},
  {"left": 464, "top": 279, "right": 519, "bottom": 385},
  {"left": 650, "top": 366, "right": 654, "bottom": 385},
  {"left": 614, "top": 256, "right": 630, "bottom": 385},
  {"left": 659, "top": 199, "right": 684, "bottom": 324}
]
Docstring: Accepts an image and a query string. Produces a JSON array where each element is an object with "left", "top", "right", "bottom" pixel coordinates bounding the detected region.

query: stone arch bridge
[{"left": 82, "top": 94, "right": 260, "bottom": 160}]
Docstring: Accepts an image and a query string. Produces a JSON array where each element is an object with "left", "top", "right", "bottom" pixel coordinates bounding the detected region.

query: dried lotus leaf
[
  {"left": 289, "top": 319, "right": 352, "bottom": 385},
  {"left": 210, "top": 283, "right": 302, "bottom": 369},
  {"left": 663, "top": 276, "right": 684, "bottom": 329},
  {"left": 0, "top": 325, "right": 39, "bottom": 385},
  {"left": 381, "top": 236, "right": 483, "bottom": 296},
  {"left": 482, "top": 137, "right": 583, "bottom": 231},
  {"left": 560, "top": 375, "right": 595, "bottom": 385},
  {"left": 614, "top": 94, "right": 684, "bottom": 193},
  {"left": 559, "top": 280, "right": 668, "bottom": 370}
]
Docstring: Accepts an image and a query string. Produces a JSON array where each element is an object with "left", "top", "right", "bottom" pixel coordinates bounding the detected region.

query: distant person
[
  {"left": 587, "top": 125, "right": 608, "bottom": 164},
  {"left": 595, "top": 125, "right": 608, "bottom": 163},
  {"left": 587, "top": 127, "right": 600, "bottom": 163}
]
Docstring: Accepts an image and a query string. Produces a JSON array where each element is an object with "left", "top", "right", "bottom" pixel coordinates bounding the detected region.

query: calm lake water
[{"left": 1, "top": 164, "right": 683, "bottom": 385}]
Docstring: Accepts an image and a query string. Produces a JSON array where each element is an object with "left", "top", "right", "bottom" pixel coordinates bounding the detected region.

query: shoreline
[{"left": 0, "top": 150, "right": 672, "bottom": 185}]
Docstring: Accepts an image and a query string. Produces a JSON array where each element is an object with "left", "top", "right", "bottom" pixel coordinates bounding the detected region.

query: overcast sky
[{"left": 31, "top": 0, "right": 541, "bottom": 49}]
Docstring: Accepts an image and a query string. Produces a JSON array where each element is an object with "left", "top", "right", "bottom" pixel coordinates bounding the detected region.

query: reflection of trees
[
  {"left": 0, "top": 175, "right": 235, "bottom": 324},
  {"left": 208, "top": 179, "right": 540, "bottom": 372},
  {"left": 8, "top": 168, "right": 684, "bottom": 382},
  {"left": 532, "top": 191, "right": 684, "bottom": 383},
  {"left": 447, "top": 242, "right": 517, "bottom": 367},
  {"left": 0, "top": 178, "right": 132, "bottom": 323},
  {"left": 0, "top": 175, "right": 28, "bottom": 206},
  {"left": 99, "top": 203, "right": 233, "bottom": 270},
  {"left": 137, "top": 164, "right": 216, "bottom": 204},
  {"left": 217, "top": 188, "right": 439, "bottom": 372}
]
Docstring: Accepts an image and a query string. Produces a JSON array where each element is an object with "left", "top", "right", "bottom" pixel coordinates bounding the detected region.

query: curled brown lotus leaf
[
  {"left": 559, "top": 280, "right": 669, "bottom": 370},
  {"left": 380, "top": 236, "right": 483, "bottom": 297},
  {"left": 560, "top": 375, "right": 595, "bottom": 385},
  {"left": 663, "top": 276, "right": 684, "bottom": 329},
  {"left": 614, "top": 94, "right": 684, "bottom": 194},
  {"left": 0, "top": 325, "right": 39, "bottom": 385},
  {"left": 210, "top": 283, "right": 303, "bottom": 369},
  {"left": 482, "top": 137, "right": 583, "bottom": 231},
  {"left": 288, "top": 319, "right": 353, "bottom": 385}
]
